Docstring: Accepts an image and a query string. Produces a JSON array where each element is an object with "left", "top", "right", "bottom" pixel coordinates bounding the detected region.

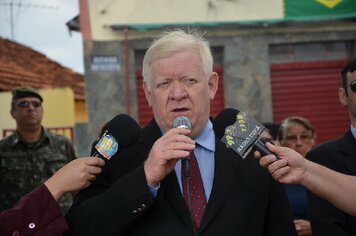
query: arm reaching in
[
  {"left": 44, "top": 157, "right": 105, "bottom": 201},
  {"left": 0, "top": 157, "right": 105, "bottom": 235},
  {"left": 254, "top": 142, "right": 356, "bottom": 216},
  {"left": 254, "top": 143, "right": 306, "bottom": 184}
]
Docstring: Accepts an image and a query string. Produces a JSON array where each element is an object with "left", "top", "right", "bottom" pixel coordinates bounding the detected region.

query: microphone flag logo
[
  {"left": 221, "top": 111, "right": 265, "bottom": 159},
  {"left": 95, "top": 134, "right": 119, "bottom": 160}
]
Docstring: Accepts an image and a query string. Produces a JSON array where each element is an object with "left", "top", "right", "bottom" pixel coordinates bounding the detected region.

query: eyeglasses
[
  {"left": 285, "top": 133, "right": 313, "bottom": 143},
  {"left": 16, "top": 100, "right": 42, "bottom": 108},
  {"left": 347, "top": 80, "right": 356, "bottom": 93}
]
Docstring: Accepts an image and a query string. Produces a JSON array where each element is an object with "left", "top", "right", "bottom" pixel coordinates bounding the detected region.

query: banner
[{"left": 285, "top": 0, "right": 356, "bottom": 19}]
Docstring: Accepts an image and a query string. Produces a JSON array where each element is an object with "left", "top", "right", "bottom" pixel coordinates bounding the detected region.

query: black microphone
[
  {"left": 172, "top": 116, "right": 192, "bottom": 177},
  {"left": 213, "top": 108, "right": 278, "bottom": 160},
  {"left": 93, "top": 114, "right": 141, "bottom": 160}
]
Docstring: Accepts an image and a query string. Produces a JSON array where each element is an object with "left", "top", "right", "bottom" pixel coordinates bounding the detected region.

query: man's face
[
  {"left": 143, "top": 50, "right": 219, "bottom": 137},
  {"left": 10, "top": 97, "right": 43, "bottom": 127},
  {"left": 339, "top": 71, "right": 356, "bottom": 126}
]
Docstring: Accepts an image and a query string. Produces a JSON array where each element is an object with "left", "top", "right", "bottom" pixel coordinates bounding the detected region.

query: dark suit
[
  {"left": 306, "top": 130, "right": 356, "bottom": 236},
  {"left": 65, "top": 119, "right": 296, "bottom": 236},
  {"left": 0, "top": 184, "right": 67, "bottom": 236}
]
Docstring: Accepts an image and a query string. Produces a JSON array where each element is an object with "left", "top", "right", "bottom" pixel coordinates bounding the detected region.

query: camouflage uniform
[{"left": 0, "top": 128, "right": 76, "bottom": 213}]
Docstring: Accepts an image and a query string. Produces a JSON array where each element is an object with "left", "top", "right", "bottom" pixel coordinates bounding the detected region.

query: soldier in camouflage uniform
[{"left": 0, "top": 87, "right": 77, "bottom": 213}]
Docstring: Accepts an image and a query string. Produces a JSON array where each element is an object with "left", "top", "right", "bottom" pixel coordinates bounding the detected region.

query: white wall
[{"left": 88, "top": 0, "right": 283, "bottom": 40}]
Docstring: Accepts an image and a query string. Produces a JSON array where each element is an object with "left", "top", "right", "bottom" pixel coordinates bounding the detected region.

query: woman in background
[{"left": 277, "top": 116, "right": 316, "bottom": 236}]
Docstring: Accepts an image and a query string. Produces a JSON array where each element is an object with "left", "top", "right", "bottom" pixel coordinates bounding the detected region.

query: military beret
[{"left": 11, "top": 86, "right": 43, "bottom": 102}]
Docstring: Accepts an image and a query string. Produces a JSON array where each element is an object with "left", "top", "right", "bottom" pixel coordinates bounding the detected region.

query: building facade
[{"left": 76, "top": 0, "right": 356, "bottom": 149}]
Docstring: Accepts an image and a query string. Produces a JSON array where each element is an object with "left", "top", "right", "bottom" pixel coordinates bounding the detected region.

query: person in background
[
  {"left": 65, "top": 29, "right": 296, "bottom": 236},
  {"left": 0, "top": 86, "right": 77, "bottom": 213},
  {"left": 0, "top": 156, "right": 105, "bottom": 236},
  {"left": 254, "top": 143, "right": 356, "bottom": 217},
  {"left": 305, "top": 58, "right": 356, "bottom": 236},
  {"left": 277, "top": 116, "right": 315, "bottom": 236},
  {"left": 278, "top": 117, "right": 315, "bottom": 157}
]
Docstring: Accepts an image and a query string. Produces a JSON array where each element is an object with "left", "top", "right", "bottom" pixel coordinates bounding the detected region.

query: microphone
[
  {"left": 213, "top": 108, "right": 278, "bottom": 160},
  {"left": 172, "top": 116, "right": 197, "bottom": 235},
  {"left": 172, "top": 116, "right": 192, "bottom": 177},
  {"left": 173, "top": 116, "right": 192, "bottom": 130},
  {"left": 93, "top": 114, "right": 141, "bottom": 160}
]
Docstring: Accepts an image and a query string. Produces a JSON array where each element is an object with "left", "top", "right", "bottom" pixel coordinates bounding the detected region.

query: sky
[{"left": 0, "top": 0, "right": 84, "bottom": 73}]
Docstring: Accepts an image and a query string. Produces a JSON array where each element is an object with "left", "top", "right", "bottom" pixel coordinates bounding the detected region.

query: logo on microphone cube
[
  {"left": 95, "top": 134, "right": 119, "bottom": 160},
  {"left": 222, "top": 111, "right": 265, "bottom": 159}
]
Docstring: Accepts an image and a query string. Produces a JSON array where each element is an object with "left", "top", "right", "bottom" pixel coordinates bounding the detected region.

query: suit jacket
[
  {"left": 306, "top": 129, "right": 356, "bottom": 236},
  {"left": 0, "top": 184, "right": 67, "bottom": 236},
  {"left": 65, "top": 119, "right": 296, "bottom": 236}
]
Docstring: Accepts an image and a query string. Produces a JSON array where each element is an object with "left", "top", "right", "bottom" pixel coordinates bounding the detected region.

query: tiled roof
[{"left": 0, "top": 37, "right": 85, "bottom": 101}]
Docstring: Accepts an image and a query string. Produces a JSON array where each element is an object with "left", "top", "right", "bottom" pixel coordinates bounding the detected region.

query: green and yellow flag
[{"left": 284, "top": 0, "right": 356, "bottom": 19}]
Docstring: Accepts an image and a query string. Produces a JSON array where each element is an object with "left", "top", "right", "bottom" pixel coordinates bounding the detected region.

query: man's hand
[{"left": 144, "top": 128, "right": 196, "bottom": 186}]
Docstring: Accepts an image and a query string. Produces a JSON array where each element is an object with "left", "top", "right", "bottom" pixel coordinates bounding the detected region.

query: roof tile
[{"left": 0, "top": 38, "right": 85, "bottom": 101}]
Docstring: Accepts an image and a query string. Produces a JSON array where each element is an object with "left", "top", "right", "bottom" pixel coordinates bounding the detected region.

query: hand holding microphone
[
  {"left": 44, "top": 157, "right": 105, "bottom": 201},
  {"left": 144, "top": 117, "right": 195, "bottom": 186},
  {"left": 213, "top": 108, "right": 280, "bottom": 160},
  {"left": 46, "top": 113, "right": 141, "bottom": 200},
  {"left": 173, "top": 116, "right": 194, "bottom": 177}
]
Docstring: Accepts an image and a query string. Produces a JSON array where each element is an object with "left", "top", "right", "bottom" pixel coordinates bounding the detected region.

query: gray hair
[
  {"left": 277, "top": 116, "right": 315, "bottom": 142},
  {"left": 142, "top": 29, "right": 213, "bottom": 84}
]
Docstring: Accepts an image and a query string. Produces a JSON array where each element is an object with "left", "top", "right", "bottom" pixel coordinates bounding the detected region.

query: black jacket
[
  {"left": 307, "top": 130, "right": 356, "bottom": 236},
  {"left": 65, "top": 119, "right": 296, "bottom": 236}
]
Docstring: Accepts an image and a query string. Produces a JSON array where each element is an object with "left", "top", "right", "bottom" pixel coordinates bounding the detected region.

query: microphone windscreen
[
  {"left": 173, "top": 116, "right": 192, "bottom": 130},
  {"left": 213, "top": 108, "right": 240, "bottom": 139},
  {"left": 106, "top": 114, "right": 141, "bottom": 147},
  {"left": 94, "top": 114, "right": 141, "bottom": 160}
]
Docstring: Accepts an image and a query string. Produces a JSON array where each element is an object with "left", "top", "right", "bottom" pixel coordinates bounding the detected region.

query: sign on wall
[{"left": 90, "top": 55, "right": 121, "bottom": 72}]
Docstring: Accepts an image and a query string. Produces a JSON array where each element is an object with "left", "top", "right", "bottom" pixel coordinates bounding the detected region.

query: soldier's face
[{"left": 11, "top": 97, "right": 43, "bottom": 127}]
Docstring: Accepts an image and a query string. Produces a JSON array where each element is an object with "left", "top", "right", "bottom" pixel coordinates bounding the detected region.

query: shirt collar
[{"left": 195, "top": 119, "right": 215, "bottom": 152}]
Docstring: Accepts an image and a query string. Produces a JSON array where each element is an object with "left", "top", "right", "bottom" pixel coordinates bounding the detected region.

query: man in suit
[
  {"left": 306, "top": 58, "right": 356, "bottom": 236},
  {"left": 65, "top": 29, "right": 296, "bottom": 236}
]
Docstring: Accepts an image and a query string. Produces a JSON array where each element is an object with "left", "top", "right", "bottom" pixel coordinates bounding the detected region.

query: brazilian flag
[{"left": 285, "top": 0, "right": 356, "bottom": 19}]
